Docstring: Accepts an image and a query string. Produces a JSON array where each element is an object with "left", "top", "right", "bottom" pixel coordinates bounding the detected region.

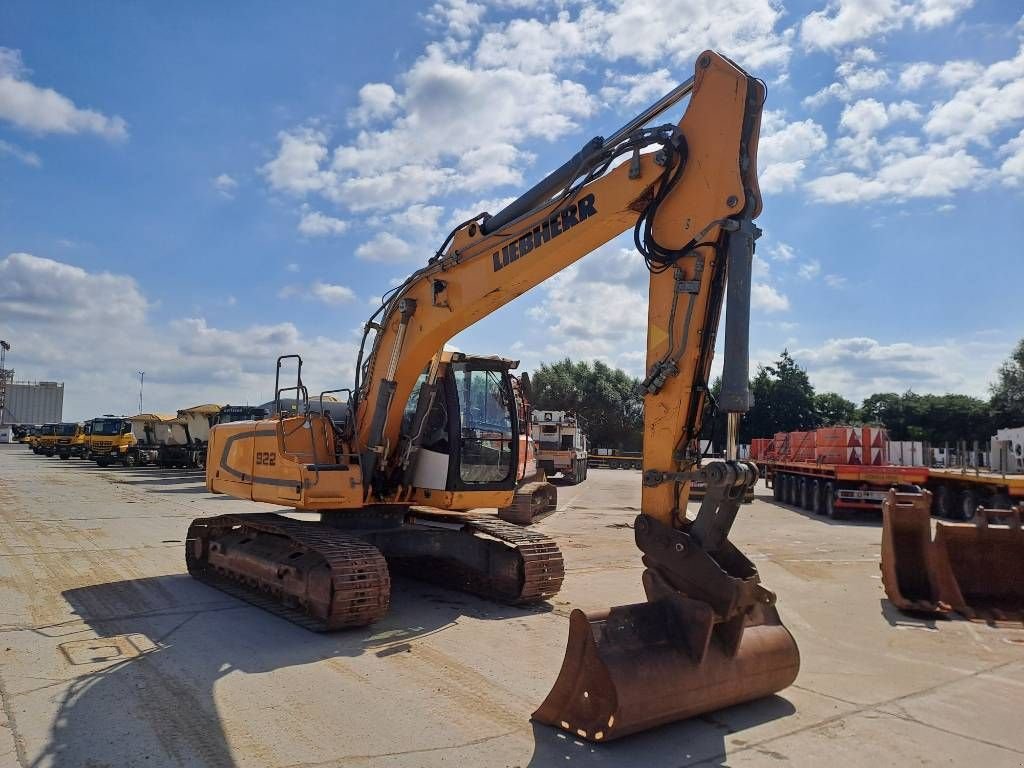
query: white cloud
[
  {"left": 599, "top": 68, "right": 677, "bottom": 108},
  {"left": 0, "top": 252, "right": 147, "bottom": 324},
  {"left": 797, "top": 259, "right": 821, "bottom": 280},
  {"left": 348, "top": 83, "right": 398, "bottom": 126},
  {"left": 758, "top": 110, "right": 828, "bottom": 193},
  {"left": 212, "top": 173, "right": 238, "bottom": 198},
  {"left": 355, "top": 231, "right": 416, "bottom": 263},
  {"left": 751, "top": 282, "right": 790, "bottom": 313},
  {"left": 286, "top": 262, "right": 300, "bottom": 272},
  {"left": 769, "top": 242, "right": 796, "bottom": 262},
  {"left": 803, "top": 60, "right": 890, "bottom": 108},
  {"left": 426, "top": 0, "right": 486, "bottom": 37},
  {"left": 0, "top": 48, "right": 127, "bottom": 139},
  {"left": 297, "top": 205, "right": 349, "bottom": 236},
  {"left": 0, "top": 138, "right": 40, "bottom": 166},
  {"left": 0, "top": 253, "right": 359, "bottom": 417},
  {"left": 588, "top": 0, "right": 792, "bottom": 71},
  {"left": 262, "top": 127, "right": 333, "bottom": 195},
  {"left": 807, "top": 145, "right": 986, "bottom": 203},
  {"left": 824, "top": 274, "right": 847, "bottom": 288},
  {"left": 309, "top": 281, "right": 356, "bottom": 305},
  {"left": 795, "top": 334, "right": 1009, "bottom": 400},
  {"left": 525, "top": 241, "right": 650, "bottom": 370},
  {"left": 800, "top": 0, "right": 974, "bottom": 50},
  {"left": 999, "top": 129, "right": 1024, "bottom": 186},
  {"left": 923, "top": 45, "right": 1024, "bottom": 148}
]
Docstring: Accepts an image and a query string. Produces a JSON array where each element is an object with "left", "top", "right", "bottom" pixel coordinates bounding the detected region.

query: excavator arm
[{"left": 355, "top": 50, "right": 764, "bottom": 524}]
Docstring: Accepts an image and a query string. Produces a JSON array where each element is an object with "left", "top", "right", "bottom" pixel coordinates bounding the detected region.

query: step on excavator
[{"left": 188, "top": 50, "right": 800, "bottom": 741}]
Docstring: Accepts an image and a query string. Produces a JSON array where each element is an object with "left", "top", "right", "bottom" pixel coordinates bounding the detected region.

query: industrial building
[{"left": 1, "top": 378, "right": 64, "bottom": 424}]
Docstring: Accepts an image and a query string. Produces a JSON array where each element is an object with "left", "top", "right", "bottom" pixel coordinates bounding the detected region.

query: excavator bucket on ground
[
  {"left": 881, "top": 489, "right": 1024, "bottom": 622},
  {"left": 534, "top": 472, "right": 800, "bottom": 741}
]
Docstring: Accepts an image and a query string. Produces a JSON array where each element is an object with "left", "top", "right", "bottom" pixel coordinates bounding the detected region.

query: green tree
[
  {"left": 991, "top": 339, "right": 1024, "bottom": 428},
  {"left": 861, "top": 392, "right": 904, "bottom": 434},
  {"left": 815, "top": 392, "right": 859, "bottom": 425},
  {"left": 743, "top": 350, "right": 819, "bottom": 439},
  {"left": 530, "top": 359, "right": 644, "bottom": 450},
  {"left": 861, "top": 391, "right": 992, "bottom": 442}
]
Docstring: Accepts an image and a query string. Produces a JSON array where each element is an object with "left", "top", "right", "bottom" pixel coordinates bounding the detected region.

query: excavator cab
[{"left": 403, "top": 355, "right": 520, "bottom": 493}]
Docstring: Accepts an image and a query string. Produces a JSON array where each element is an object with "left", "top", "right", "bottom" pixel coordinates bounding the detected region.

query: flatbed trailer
[
  {"left": 758, "top": 460, "right": 928, "bottom": 519},
  {"left": 587, "top": 451, "right": 642, "bottom": 470},
  {"left": 924, "top": 467, "right": 1024, "bottom": 520}
]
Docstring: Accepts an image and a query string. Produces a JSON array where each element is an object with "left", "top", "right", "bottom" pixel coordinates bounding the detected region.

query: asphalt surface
[{"left": 1, "top": 445, "right": 1022, "bottom": 767}]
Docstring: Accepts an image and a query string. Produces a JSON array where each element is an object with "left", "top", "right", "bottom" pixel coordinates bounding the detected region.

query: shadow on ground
[
  {"left": 41, "top": 573, "right": 546, "bottom": 767},
  {"left": 527, "top": 696, "right": 796, "bottom": 767}
]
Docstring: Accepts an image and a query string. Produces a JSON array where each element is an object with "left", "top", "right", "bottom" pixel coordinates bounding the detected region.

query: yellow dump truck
[
  {"left": 35, "top": 423, "right": 78, "bottom": 457},
  {"left": 56, "top": 422, "right": 88, "bottom": 460},
  {"left": 88, "top": 415, "right": 134, "bottom": 466}
]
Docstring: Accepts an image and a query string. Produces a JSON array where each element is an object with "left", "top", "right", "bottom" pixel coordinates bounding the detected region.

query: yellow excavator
[{"left": 188, "top": 51, "right": 799, "bottom": 741}]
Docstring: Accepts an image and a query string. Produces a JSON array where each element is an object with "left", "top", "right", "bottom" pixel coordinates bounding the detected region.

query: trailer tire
[
  {"left": 785, "top": 475, "right": 796, "bottom": 506},
  {"left": 933, "top": 485, "right": 956, "bottom": 519},
  {"left": 811, "top": 480, "right": 824, "bottom": 514},
  {"left": 59, "top": 453, "right": 70, "bottom": 460},
  {"left": 799, "top": 478, "right": 811, "bottom": 510},
  {"left": 958, "top": 489, "right": 979, "bottom": 521},
  {"left": 773, "top": 476, "right": 782, "bottom": 501},
  {"left": 990, "top": 493, "right": 1012, "bottom": 510},
  {"left": 824, "top": 483, "right": 842, "bottom": 519}
]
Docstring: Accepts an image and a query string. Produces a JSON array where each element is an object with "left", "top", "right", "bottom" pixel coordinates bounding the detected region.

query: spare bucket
[{"left": 882, "top": 490, "right": 1024, "bottom": 622}]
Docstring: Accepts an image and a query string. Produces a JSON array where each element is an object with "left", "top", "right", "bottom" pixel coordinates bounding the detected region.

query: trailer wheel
[
  {"left": 933, "top": 485, "right": 956, "bottom": 518},
  {"left": 59, "top": 453, "right": 70, "bottom": 461},
  {"left": 784, "top": 475, "right": 796, "bottom": 506},
  {"left": 824, "top": 483, "right": 842, "bottom": 519},
  {"left": 811, "top": 480, "right": 824, "bottom": 514},
  {"left": 958, "top": 489, "right": 979, "bottom": 521},
  {"left": 990, "top": 493, "right": 1012, "bottom": 510},
  {"left": 772, "top": 476, "right": 782, "bottom": 501},
  {"left": 799, "top": 478, "right": 811, "bottom": 510}
]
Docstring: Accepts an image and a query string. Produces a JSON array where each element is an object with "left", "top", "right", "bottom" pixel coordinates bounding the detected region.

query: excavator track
[
  {"left": 392, "top": 512, "right": 565, "bottom": 604},
  {"left": 186, "top": 513, "right": 390, "bottom": 631},
  {"left": 498, "top": 480, "right": 557, "bottom": 525},
  {"left": 467, "top": 515, "right": 565, "bottom": 602}
]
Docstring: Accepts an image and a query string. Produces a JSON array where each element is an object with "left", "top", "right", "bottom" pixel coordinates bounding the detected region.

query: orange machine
[{"left": 188, "top": 51, "right": 799, "bottom": 741}]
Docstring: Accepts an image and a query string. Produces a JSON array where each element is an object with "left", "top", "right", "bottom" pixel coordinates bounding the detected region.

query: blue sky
[{"left": 1, "top": 0, "right": 1022, "bottom": 420}]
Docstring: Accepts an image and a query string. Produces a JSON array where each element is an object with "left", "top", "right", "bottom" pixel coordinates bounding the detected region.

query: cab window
[{"left": 453, "top": 365, "right": 514, "bottom": 484}]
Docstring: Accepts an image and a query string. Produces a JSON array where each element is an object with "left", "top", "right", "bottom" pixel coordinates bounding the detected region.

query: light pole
[
  {"left": 138, "top": 371, "right": 145, "bottom": 414},
  {"left": 0, "top": 340, "right": 9, "bottom": 425}
]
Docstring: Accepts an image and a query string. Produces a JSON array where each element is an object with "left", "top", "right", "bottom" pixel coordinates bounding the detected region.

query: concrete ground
[{"left": 1, "top": 445, "right": 1022, "bottom": 768}]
